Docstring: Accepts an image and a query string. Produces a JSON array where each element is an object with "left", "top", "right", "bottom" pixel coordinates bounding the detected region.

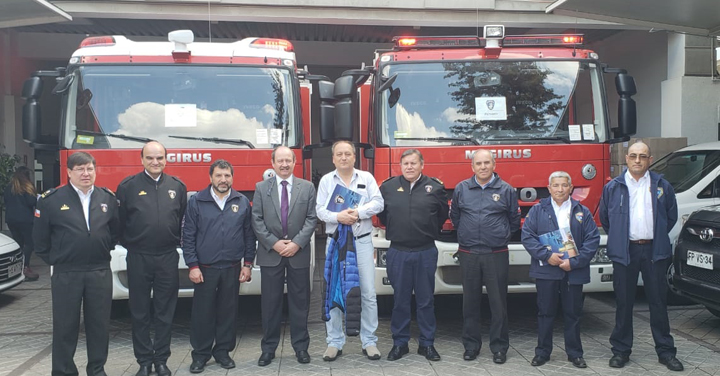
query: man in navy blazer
[
  {"left": 252, "top": 146, "right": 317, "bottom": 366},
  {"left": 522, "top": 171, "right": 599, "bottom": 369}
]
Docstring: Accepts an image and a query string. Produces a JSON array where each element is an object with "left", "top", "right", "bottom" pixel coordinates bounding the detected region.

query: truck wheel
[{"left": 708, "top": 307, "right": 720, "bottom": 318}]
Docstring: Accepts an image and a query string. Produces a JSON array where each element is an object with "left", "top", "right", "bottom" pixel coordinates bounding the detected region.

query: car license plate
[
  {"left": 687, "top": 250, "right": 714, "bottom": 270},
  {"left": 8, "top": 262, "right": 22, "bottom": 278}
]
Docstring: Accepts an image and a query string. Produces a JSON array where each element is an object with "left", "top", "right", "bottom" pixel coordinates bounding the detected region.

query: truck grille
[{"left": 0, "top": 247, "right": 23, "bottom": 282}]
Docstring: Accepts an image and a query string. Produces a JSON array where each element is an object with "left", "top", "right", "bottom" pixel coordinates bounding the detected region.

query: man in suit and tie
[{"left": 252, "top": 146, "right": 318, "bottom": 366}]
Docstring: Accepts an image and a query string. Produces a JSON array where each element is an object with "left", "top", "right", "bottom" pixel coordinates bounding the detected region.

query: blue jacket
[
  {"left": 322, "top": 224, "right": 361, "bottom": 336},
  {"left": 522, "top": 197, "right": 600, "bottom": 284},
  {"left": 599, "top": 171, "right": 677, "bottom": 266},
  {"left": 450, "top": 173, "right": 520, "bottom": 253},
  {"left": 181, "top": 186, "right": 256, "bottom": 268}
]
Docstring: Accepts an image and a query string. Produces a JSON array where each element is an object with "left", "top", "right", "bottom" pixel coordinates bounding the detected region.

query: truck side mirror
[
  {"left": 22, "top": 77, "right": 43, "bottom": 143},
  {"left": 616, "top": 73, "right": 637, "bottom": 137},
  {"left": 333, "top": 75, "right": 357, "bottom": 141},
  {"left": 318, "top": 80, "right": 335, "bottom": 144}
]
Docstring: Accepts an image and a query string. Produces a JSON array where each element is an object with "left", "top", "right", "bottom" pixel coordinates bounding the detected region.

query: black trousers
[
  {"left": 260, "top": 258, "right": 310, "bottom": 353},
  {"left": 51, "top": 269, "right": 112, "bottom": 376},
  {"left": 535, "top": 277, "right": 584, "bottom": 359},
  {"left": 190, "top": 265, "right": 240, "bottom": 362},
  {"left": 127, "top": 251, "right": 179, "bottom": 366},
  {"left": 7, "top": 223, "right": 33, "bottom": 267},
  {"left": 610, "top": 243, "right": 676, "bottom": 358},
  {"left": 386, "top": 246, "right": 437, "bottom": 347},
  {"left": 459, "top": 251, "right": 509, "bottom": 354}
]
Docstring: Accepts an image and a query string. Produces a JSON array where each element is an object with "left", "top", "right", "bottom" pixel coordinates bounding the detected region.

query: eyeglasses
[
  {"left": 71, "top": 167, "right": 96, "bottom": 173},
  {"left": 627, "top": 154, "right": 650, "bottom": 161}
]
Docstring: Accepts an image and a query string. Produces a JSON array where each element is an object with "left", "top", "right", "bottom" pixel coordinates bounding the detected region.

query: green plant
[{"left": 0, "top": 145, "right": 22, "bottom": 226}]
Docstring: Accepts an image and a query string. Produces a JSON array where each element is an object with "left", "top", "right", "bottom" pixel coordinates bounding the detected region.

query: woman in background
[{"left": 4, "top": 166, "right": 39, "bottom": 281}]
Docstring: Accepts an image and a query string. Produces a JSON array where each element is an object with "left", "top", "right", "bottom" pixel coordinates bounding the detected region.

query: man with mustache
[{"left": 181, "top": 159, "right": 255, "bottom": 373}]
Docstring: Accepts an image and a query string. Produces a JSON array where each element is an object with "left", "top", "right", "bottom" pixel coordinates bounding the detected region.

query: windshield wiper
[
  {"left": 76, "top": 130, "right": 153, "bottom": 143},
  {"left": 396, "top": 137, "right": 480, "bottom": 145},
  {"left": 482, "top": 136, "right": 571, "bottom": 144},
  {"left": 168, "top": 135, "right": 256, "bottom": 149}
]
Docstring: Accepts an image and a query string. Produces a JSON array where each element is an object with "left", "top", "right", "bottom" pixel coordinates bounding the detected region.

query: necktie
[{"left": 281, "top": 180, "right": 289, "bottom": 238}]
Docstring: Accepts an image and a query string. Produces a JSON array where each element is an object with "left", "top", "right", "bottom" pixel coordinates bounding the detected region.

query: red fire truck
[
  {"left": 21, "top": 30, "right": 316, "bottom": 299},
  {"left": 315, "top": 25, "right": 638, "bottom": 295}
]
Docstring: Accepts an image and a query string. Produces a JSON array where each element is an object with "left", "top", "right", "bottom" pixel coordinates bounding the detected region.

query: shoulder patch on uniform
[
  {"left": 430, "top": 177, "right": 444, "bottom": 185},
  {"left": 40, "top": 188, "right": 56, "bottom": 199},
  {"left": 101, "top": 187, "right": 116, "bottom": 196}
]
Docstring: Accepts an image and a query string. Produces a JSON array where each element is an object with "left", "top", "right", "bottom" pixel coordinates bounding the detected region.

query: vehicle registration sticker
[
  {"left": 8, "top": 262, "right": 22, "bottom": 278},
  {"left": 687, "top": 250, "right": 714, "bottom": 270}
]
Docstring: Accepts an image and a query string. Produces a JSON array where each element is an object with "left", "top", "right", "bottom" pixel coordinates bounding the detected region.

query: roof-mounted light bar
[
  {"left": 503, "top": 34, "right": 584, "bottom": 46},
  {"left": 250, "top": 38, "right": 294, "bottom": 52},
  {"left": 79, "top": 36, "right": 115, "bottom": 48},
  {"left": 392, "top": 36, "right": 481, "bottom": 50}
]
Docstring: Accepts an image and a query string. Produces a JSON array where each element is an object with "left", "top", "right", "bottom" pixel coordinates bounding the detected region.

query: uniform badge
[
  {"left": 657, "top": 187, "right": 664, "bottom": 199},
  {"left": 425, "top": 185, "right": 433, "bottom": 193},
  {"left": 138, "top": 190, "right": 147, "bottom": 196},
  {"left": 101, "top": 203, "right": 108, "bottom": 213},
  {"left": 168, "top": 190, "right": 176, "bottom": 199},
  {"left": 34, "top": 209, "right": 41, "bottom": 218},
  {"left": 231, "top": 204, "right": 239, "bottom": 213},
  {"left": 60, "top": 204, "right": 70, "bottom": 211},
  {"left": 397, "top": 187, "right": 404, "bottom": 192},
  {"left": 492, "top": 194, "right": 500, "bottom": 202},
  {"left": 575, "top": 212, "right": 583, "bottom": 223}
]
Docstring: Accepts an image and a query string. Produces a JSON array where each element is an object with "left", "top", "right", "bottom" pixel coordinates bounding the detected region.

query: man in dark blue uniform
[
  {"left": 378, "top": 149, "right": 448, "bottom": 361},
  {"left": 522, "top": 171, "right": 599, "bottom": 368},
  {"left": 117, "top": 141, "right": 187, "bottom": 376},
  {"left": 34, "top": 152, "right": 119, "bottom": 376}
]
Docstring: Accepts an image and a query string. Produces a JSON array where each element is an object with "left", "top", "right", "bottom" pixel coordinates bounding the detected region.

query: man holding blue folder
[{"left": 316, "top": 140, "right": 384, "bottom": 361}]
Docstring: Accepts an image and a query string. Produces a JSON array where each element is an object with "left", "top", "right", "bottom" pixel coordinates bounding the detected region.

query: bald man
[
  {"left": 600, "top": 141, "right": 682, "bottom": 371},
  {"left": 117, "top": 141, "right": 187, "bottom": 376},
  {"left": 450, "top": 149, "right": 520, "bottom": 364}
]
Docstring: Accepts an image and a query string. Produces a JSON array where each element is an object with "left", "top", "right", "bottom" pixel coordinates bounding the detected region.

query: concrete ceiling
[
  {"left": 0, "top": 0, "right": 71, "bottom": 28},
  {"left": 547, "top": 0, "right": 720, "bottom": 36}
]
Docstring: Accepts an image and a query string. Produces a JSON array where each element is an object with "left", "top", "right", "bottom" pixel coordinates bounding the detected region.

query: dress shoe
[
  {"left": 323, "top": 347, "right": 342, "bottom": 361},
  {"left": 417, "top": 345, "right": 441, "bottom": 361},
  {"left": 296, "top": 350, "right": 311, "bottom": 364},
  {"left": 492, "top": 352, "right": 507, "bottom": 364},
  {"left": 386, "top": 345, "right": 409, "bottom": 361},
  {"left": 154, "top": 363, "right": 171, "bottom": 376},
  {"left": 134, "top": 365, "right": 151, "bottom": 376},
  {"left": 463, "top": 349, "right": 479, "bottom": 361},
  {"left": 257, "top": 352, "right": 275, "bottom": 367},
  {"left": 189, "top": 360, "right": 205, "bottom": 374},
  {"left": 215, "top": 357, "right": 235, "bottom": 369},
  {"left": 531, "top": 355, "right": 548, "bottom": 366},
  {"left": 363, "top": 346, "right": 381, "bottom": 360},
  {"left": 569, "top": 357, "right": 587, "bottom": 368},
  {"left": 609, "top": 354, "right": 630, "bottom": 368},
  {"left": 659, "top": 356, "right": 684, "bottom": 371},
  {"left": 23, "top": 267, "right": 39, "bottom": 281}
]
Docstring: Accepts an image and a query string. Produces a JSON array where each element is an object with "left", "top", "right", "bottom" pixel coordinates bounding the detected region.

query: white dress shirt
[
  {"left": 211, "top": 188, "right": 230, "bottom": 211},
  {"left": 276, "top": 174, "right": 294, "bottom": 204},
  {"left": 551, "top": 197, "right": 572, "bottom": 230},
  {"left": 70, "top": 182, "right": 94, "bottom": 230},
  {"left": 316, "top": 168, "right": 384, "bottom": 236},
  {"left": 145, "top": 170, "right": 161, "bottom": 182},
  {"left": 625, "top": 170, "right": 654, "bottom": 240}
]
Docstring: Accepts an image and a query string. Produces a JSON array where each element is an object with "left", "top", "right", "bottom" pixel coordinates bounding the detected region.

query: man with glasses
[
  {"left": 599, "top": 141, "right": 683, "bottom": 371},
  {"left": 34, "top": 152, "right": 119, "bottom": 376}
]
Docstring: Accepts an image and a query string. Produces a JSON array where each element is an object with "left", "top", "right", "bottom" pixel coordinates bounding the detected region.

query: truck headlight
[
  {"left": 591, "top": 247, "right": 611, "bottom": 263},
  {"left": 375, "top": 248, "right": 388, "bottom": 267}
]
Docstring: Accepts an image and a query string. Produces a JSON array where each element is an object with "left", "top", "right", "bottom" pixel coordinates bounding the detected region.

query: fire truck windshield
[
  {"left": 379, "top": 60, "right": 608, "bottom": 146},
  {"left": 62, "top": 65, "right": 298, "bottom": 149}
]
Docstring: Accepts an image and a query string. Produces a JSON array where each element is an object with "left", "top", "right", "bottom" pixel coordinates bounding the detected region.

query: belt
[
  {"left": 630, "top": 239, "right": 653, "bottom": 245},
  {"left": 354, "top": 232, "right": 371, "bottom": 240}
]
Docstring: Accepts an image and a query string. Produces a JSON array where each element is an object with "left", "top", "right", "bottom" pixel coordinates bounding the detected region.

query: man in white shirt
[
  {"left": 316, "top": 140, "right": 384, "bottom": 361},
  {"left": 599, "top": 141, "right": 682, "bottom": 371}
]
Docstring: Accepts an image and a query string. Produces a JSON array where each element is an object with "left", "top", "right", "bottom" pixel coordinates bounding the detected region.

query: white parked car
[{"left": 0, "top": 232, "right": 24, "bottom": 293}]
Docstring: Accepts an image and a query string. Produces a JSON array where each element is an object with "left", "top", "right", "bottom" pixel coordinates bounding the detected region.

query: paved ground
[{"left": 1, "top": 247, "right": 719, "bottom": 376}]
